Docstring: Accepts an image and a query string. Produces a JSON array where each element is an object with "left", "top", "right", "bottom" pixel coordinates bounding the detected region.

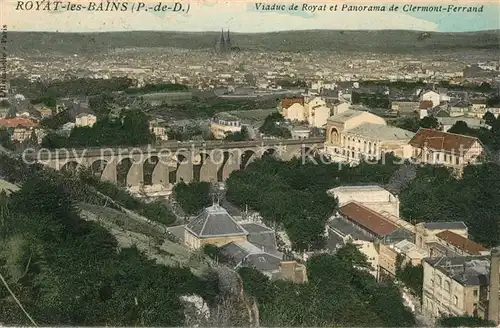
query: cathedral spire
[
  {"left": 219, "top": 29, "right": 226, "bottom": 53},
  {"left": 226, "top": 29, "right": 232, "bottom": 50}
]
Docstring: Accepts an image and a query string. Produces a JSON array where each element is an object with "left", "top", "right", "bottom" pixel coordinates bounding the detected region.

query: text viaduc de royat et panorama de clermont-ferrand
[{"left": 14, "top": 1, "right": 485, "bottom": 13}]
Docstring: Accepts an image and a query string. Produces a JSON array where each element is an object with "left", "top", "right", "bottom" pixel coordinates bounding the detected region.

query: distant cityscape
[{"left": 0, "top": 27, "right": 500, "bottom": 327}]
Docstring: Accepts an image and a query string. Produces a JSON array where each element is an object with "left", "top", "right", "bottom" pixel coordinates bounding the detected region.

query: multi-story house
[
  {"left": 409, "top": 128, "right": 485, "bottom": 174},
  {"left": 210, "top": 113, "right": 242, "bottom": 139},
  {"left": 422, "top": 255, "right": 491, "bottom": 323}
]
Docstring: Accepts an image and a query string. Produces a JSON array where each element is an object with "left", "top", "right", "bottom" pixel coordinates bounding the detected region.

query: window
[
  {"left": 456, "top": 157, "right": 460, "bottom": 165},
  {"left": 436, "top": 153, "right": 440, "bottom": 161},
  {"left": 473, "top": 289, "right": 478, "bottom": 297},
  {"left": 444, "top": 280, "right": 451, "bottom": 292},
  {"left": 453, "top": 295, "right": 458, "bottom": 305}
]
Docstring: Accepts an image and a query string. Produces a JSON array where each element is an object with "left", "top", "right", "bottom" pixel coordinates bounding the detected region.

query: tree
[
  {"left": 420, "top": 116, "right": 439, "bottom": 129},
  {"left": 173, "top": 181, "right": 212, "bottom": 215},
  {"left": 484, "top": 111, "right": 496, "bottom": 126},
  {"left": 224, "top": 126, "right": 249, "bottom": 141},
  {"left": 448, "top": 121, "right": 470, "bottom": 135},
  {"left": 259, "top": 113, "right": 291, "bottom": 138},
  {"left": 0, "top": 127, "right": 13, "bottom": 150}
]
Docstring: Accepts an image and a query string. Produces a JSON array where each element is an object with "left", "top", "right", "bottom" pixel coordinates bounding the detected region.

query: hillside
[{"left": 8, "top": 30, "right": 500, "bottom": 54}]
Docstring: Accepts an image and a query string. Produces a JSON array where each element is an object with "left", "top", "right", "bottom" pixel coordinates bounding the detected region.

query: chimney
[{"left": 488, "top": 249, "right": 500, "bottom": 324}]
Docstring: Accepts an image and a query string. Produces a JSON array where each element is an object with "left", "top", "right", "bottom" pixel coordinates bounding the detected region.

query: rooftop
[
  {"left": 409, "top": 128, "right": 479, "bottom": 153},
  {"left": 240, "top": 222, "right": 278, "bottom": 252},
  {"left": 419, "top": 101, "right": 434, "bottom": 109},
  {"left": 328, "top": 109, "right": 366, "bottom": 123},
  {"left": 281, "top": 97, "right": 305, "bottom": 109},
  {"left": 338, "top": 201, "right": 399, "bottom": 238},
  {"left": 346, "top": 123, "right": 415, "bottom": 141},
  {"left": 329, "top": 217, "right": 374, "bottom": 242},
  {"left": 185, "top": 204, "right": 248, "bottom": 238},
  {"left": 424, "top": 255, "right": 491, "bottom": 286},
  {"left": 436, "top": 230, "right": 488, "bottom": 256},
  {"left": 219, "top": 240, "right": 283, "bottom": 273},
  {"left": 423, "top": 221, "right": 468, "bottom": 230},
  {"left": 0, "top": 117, "right": 39, "bottom": 128},
  {"left": 393, "top": 239, "right": 429, "bottom": 258},
  {"left": 329, "top": 184, "right": 386, "bottom": 193}
]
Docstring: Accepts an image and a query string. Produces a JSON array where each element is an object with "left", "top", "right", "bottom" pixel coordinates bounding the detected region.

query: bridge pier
[
  {"left": 127, "top": 162, "right": 143, "bottom": 187},
  {"left": 152, "top": 161, "right": 169, "bottom": 187},
  {"left": 176, "top": 163, "right": 193, "bottom": 183},
  {"left": 200, "top": 162, "right": 219, "bottom": 182},
  {"left": 101, "top": 160, "right": 117, "bottom": 183},
  {"left": 222, "top": 160, "right": 240, "bottom": 181}
]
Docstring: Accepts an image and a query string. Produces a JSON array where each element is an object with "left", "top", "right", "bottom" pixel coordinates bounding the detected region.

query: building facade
[
  {"left": 210, "top": 113, "right": 242, "bottom": 139},
  {"left": 422, "top": 256, "right": 490, "bottom": 322},
  {"left": 324, "top": 109, "right": 415, "bottom": 165},
  {"left": 75, "top": 113, "right": 97, "bottom": 128},
  {"left": 409, "top": 128, "right": 485, "bottom": 173}
]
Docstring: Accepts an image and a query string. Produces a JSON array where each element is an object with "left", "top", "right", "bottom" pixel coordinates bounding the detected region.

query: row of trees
[
  {"left": 225, "top": 155, "right": 401, "bottom": 250},
  {"left": 239, "top": 244, "right": 416, "bottom": 326},
  {"left": 0, "top": 157, "right": 219, "bottom": 325}
]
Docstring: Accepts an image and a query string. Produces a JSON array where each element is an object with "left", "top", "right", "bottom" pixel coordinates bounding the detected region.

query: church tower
[
  {"left": 226, "top": 30, "right": 232, "bottom": 51},
  {"left": 219, "top": 29, "right": 227, "bottom": 53}
]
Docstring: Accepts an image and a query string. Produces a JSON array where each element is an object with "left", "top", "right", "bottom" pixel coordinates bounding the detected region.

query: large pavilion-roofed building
[{"left": 324, "top": 109, "right": 415, "bottom": 165}]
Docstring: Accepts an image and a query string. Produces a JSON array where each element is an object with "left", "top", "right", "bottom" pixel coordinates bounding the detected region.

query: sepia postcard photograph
[{"left": 0, "top": 0, "right": 499, "bottom": 326}]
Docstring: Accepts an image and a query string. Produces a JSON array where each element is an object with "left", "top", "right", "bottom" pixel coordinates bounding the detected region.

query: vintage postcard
[{"left": 0, "top": 0, "right": 500, "bottom": 327}]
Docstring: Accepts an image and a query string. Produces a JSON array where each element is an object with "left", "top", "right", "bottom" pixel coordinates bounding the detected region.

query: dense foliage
[
  {"left": 259, "top": 113, "right": 291, "bottom": 138},
  {"left": 239, "top": 244, "right": 416, "bottom": 327},
  {"left": 437, "top": 315, "right": 496, "bottom": 327},
  {"left": 125, "top": 83, "right": 189, "bottom": 94},
  {"left": 224, "top": 126, "right": 250, "bottom": 141},
  {"left": 447, "top": 117, "right": 500, "bottom": 151},
  {"left": 226, "top": 155, "right": 401, "bottom": 250},
  {"left": 392, "top": 115, "right": 438, "bottom": 133},
  {"left": 395, "top": 254, "right": 423, "bottom": 298},
  {"left": 0, "top": 169, "right": 218, "bottom": 325},
  {"left": 19, "top": 77, "right": 134, "bottom": 100},
  {"left": 173, "top": 181, "right": 212, "bottom": 215},
  {"left": 41, "top": 110, "right": 155, "bottom": 148},
  {"left": 399, "top": 163, "right": 500, "bottom": 247},
  {"left": 352, "top": 92, "right": 390, "bottom": 109}
]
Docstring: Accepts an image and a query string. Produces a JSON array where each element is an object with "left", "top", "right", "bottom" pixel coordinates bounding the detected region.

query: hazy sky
[{"left": 3, "top": 1, "right": 499, "bottom": 32}]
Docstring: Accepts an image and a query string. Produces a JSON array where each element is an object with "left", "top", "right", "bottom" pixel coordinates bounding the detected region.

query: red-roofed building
[
  {"left": 0, "top": 117, "right": 39, "bottom": 129},
  {"left": 434, "top": 230, "right": 488, "bottom": 256},
  {"left": 409, "top": 128, "right": 484, "bottom": 172},
  {"left": 279, "top": 97, "right": 304, "bottom": 111},
  {"left": 0, "top": 118, "right": 42, "bottom": 144},
  {"left": 338, "top": 201, "right": 400, "bottom": 239}
]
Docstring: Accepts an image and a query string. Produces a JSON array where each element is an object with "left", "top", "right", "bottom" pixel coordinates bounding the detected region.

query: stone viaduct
[{"left": 24, "top": 138, "right": 323, "bottom": 188}]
